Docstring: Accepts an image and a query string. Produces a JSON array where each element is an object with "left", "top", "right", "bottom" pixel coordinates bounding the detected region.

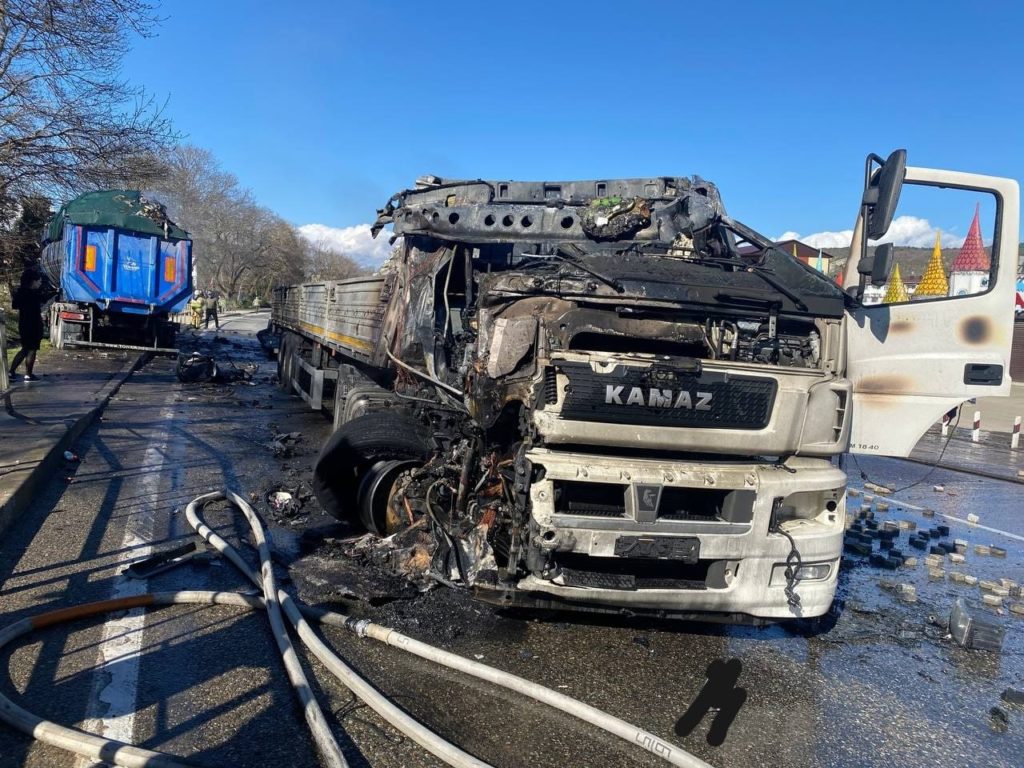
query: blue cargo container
[{"left": 40, "top": 190, "right": 193, "bottom": 350}]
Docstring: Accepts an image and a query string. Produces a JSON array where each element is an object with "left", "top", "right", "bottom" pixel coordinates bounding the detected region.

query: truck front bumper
[{"left": 516, "top": 449, "right": 847, "bottom": 620}]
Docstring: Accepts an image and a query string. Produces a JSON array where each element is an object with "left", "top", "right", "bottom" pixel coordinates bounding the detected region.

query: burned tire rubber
[{"left": 313, "top": 413, "right": 429, "bottom": 532}]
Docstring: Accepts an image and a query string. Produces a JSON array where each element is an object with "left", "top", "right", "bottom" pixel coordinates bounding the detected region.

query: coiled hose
[{"left": 0, "top": 490, "right": 714, "bottom": 768}]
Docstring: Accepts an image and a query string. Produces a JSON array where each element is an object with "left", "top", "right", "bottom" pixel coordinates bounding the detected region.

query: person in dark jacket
[
  {"left": 9, "top": 265, "right": 48, "bottom": 381},
  {"left": 203, "top": 291, "right": 220, "bottom": 330}
]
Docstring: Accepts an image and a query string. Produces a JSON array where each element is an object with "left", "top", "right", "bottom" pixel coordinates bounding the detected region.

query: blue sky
[{"left": 124, "top": 1, "right": 1022, "bottom": 264}]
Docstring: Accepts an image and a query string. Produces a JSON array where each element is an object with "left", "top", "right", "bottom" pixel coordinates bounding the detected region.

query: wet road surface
[{"left": 0, "top": 313, "right": 1021, "bottom": 768}]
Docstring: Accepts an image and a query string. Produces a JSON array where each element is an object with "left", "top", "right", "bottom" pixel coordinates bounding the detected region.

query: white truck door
[{"left": 845, "top": 165, "right": 1020, "bottom": 457}]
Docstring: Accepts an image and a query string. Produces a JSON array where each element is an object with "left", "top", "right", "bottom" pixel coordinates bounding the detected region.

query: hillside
[{"left": 824, "top": 243, "right": 1024, "bottom": 282}]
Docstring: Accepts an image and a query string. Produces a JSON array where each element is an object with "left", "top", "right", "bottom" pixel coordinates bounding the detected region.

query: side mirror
[
  {"left": 857, "top": 242, "right": 894, "bottom": 283},
  {"left": 863, "top": 149, "right": 907, "bottom": 240},
  {"left": 870, "top": 242, "right": 893, "bottom": 283}
]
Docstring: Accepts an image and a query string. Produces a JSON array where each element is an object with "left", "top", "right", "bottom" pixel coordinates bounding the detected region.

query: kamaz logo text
[{"left": 604, "top": 386, "right": 713, "bottom": 410}]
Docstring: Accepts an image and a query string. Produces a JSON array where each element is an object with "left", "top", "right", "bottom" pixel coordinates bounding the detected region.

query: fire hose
[{"left": 0, "top": 490, "right": 714, "bottom": 768}]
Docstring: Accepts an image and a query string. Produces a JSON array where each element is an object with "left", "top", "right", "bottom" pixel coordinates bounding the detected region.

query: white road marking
[
  {"left": 853, "top": 487, "right": 1024, "bottom": 544},
  {"left": 75, "top": 400, "right": 176, "bottom": 767}
]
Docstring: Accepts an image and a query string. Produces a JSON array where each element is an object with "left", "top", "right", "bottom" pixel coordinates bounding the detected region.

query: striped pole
[
  {"left": 1012, "top": 416, "right": 1021, "bottom": 450},
  {"left": 972, "top": 410, "right": 981, "bottom": 443}
]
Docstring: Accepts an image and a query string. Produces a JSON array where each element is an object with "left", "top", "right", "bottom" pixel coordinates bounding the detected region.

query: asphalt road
[{"left": 1, "top": 314, "right": 1022, "bottom": 768}]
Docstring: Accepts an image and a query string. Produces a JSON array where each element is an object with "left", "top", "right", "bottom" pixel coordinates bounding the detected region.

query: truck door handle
[{"left": 963, "top": 363, "right": 1003, "bottom": 386}]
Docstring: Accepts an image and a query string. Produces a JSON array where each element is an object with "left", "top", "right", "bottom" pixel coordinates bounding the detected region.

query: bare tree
[
  {"left": 151, "top": 144, "right": 314, "bottom": 302},
  {"left": 0, "top": 0, "right": 177, "bottom": 203},
  {"left": 305, "top": 237, "right": 365, "bottom": 281}
]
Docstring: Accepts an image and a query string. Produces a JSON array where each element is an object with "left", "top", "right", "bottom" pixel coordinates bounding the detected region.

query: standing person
[
  {"left": 188, "top": 292, "right": 205, "bottom": 329},
  {"left": 9, "top": 265, "right": 48, "bottom": 382},
  {"left": 203, "top": 291, "right": 220, "bottom": 330}
]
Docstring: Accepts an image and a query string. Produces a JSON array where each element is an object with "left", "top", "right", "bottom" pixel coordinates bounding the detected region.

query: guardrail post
[
  {"left": 972, "top": 410, "right": 981, "bottom": 443},
  {"left": 0, "top": 308, "right": 9, "bottom": 391},
  {"left": 1012, "top": 416, "right": 1021, "bottom": 450}
]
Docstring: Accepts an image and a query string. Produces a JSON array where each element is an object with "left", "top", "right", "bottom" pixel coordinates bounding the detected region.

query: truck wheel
[
  {"left": 276, "top": 333, "right": 294, "bottom": 392},
  {"left": 313, "top": 413, "right": 429, "bottom": 533}
]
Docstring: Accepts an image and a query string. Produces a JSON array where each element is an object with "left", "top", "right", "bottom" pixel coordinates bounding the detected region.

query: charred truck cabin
[{"left": 272, "top": 152, "right": 1020, "bottom": 622}]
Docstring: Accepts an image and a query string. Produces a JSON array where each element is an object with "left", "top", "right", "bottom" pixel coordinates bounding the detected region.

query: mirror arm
[{"left": 844, "top": 215, "right": 867, "bottom": 301}]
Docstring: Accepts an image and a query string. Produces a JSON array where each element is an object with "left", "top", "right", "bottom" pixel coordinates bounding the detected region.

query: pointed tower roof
[
  {"left": 883, "top": 263, "right": 910, "bottom": 303},
  {"left": 950, "top": 204, "right": 990, "bottom": 273},
  {"left": 914, "top": 231, "right": 949, "bottom": 297}
]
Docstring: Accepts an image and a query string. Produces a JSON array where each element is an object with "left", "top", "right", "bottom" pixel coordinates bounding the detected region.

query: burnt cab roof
[{"left": 371, "top": 176, "right": 727, "bottom": 244}]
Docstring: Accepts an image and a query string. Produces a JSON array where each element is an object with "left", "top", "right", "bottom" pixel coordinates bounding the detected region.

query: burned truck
[{"left": 273, "top": 152, "right": 1019, "bottom": 622}]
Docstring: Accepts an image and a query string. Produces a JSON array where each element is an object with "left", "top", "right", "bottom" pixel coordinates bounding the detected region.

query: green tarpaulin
[{"left": 45, "top": 190, "right": 189, "bottom": 244}]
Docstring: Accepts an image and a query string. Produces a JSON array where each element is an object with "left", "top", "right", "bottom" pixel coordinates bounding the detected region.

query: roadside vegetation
[{"left": 0, "top": 0, "right": 362, "bottom": 319}]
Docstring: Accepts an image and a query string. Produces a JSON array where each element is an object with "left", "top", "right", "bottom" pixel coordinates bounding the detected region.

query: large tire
[
  {"left": 276, "top": 332, "right": 294, "bottom": 392},
  {"left": 313, "top": 412, "right": 429, "bottom": 530}
]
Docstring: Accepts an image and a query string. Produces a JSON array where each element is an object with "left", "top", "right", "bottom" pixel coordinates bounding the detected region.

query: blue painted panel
[
  {"left": 51, "top": 222, "right": 193, "bottom": 315},
  {"left": 110, "top": 231, "right": 156, "bottom": 303}
]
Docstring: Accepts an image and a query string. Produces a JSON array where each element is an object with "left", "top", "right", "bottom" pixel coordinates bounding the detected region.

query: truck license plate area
[{"left": 614, "top": 535, "right": 700, "bottom": 563}]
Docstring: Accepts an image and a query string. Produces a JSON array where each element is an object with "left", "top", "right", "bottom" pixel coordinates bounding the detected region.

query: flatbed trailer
[{"left": 272, "top": 277, "right": 389, "bottom": 413}]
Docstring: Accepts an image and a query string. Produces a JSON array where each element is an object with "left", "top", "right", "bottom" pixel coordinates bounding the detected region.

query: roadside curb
[
  {"left": 0, "top": 353, "right": 148, "bottom": 537},
  {"left": 899, "top": 454, "right": 1024, "bottom": 486}
]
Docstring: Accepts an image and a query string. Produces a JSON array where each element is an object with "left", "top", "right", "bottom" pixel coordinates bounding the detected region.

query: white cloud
[
  {"left": 298, "top": 223, "right": 394, "bottom": 268},
  {"left": 778, "top": 216, "right": 966, "bottom": 249}
]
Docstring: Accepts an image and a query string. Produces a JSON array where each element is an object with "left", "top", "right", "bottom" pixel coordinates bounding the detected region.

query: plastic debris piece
[
  {"left": 63, "top": 451, "right": 79, "bottom": 461},
  {"left": 949, "top": 599, "right": 1006, "bottom": 651},
  {"left": 903, "top": 557, "right": 918, "bottom": 567},
  {"left": 897, "top": 584, "right": 917, "bottom": 602},
  {"left": 928, "top": 568, "right": 945, "bottom": 581},
  {"left": 964, "top": 575, "right": 978, "bottom": 586},
  {"left": 1001, "top": 688, "right": 1024, "bottom": 708},
  {"left": 982, "top": 594, "right": 1003, "bottom": 608},
  {"left": 950, "top": 553, "right": 966, "bottom": 564},
  {"left": 848, "top": 488, "right": 860, "bottom": 498},
  {"left": 1009, "top": 603, "right": 1024, "bottom": 616},
  {"left": 876, "top": 502, "right": 890, "bottom": 512},
  {"left": 949, "top": 571, "right": 966, "bottom": 584},
  {"left": 999, "top": 578, "right": 1017, "bottom": 589},
  {"left": 974, "top": 544, "right": 991, "bottom": 556},
  {"left": 922, "top": 508, "right": 935, "bottom": 518},
  {"left": 991, "top": 546, "right": 1007, "bottom": 558},
  {"left": 268, "top": 491, "right": 294, "bottom": 512},
  {"left": 933, "top": 485, "right": 945, "bottom": 492},
  {"left": 966, "top": 514, "right": 980, "bottom": 525},
  {"left": 990, "top": 707, "right": 1010, "bottom": 733},
  {"left": 937, "top": 525, "right": 950, "bottom": 537},
  {"left": 870, "top": 553, "right": 895, "bottom": 569}
]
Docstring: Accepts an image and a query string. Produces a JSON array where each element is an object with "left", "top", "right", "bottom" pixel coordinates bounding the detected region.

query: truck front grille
[
  {"left": 556, "top": 362, "right": 776, "bottom": 430},
  {"left": 553, "top": 481, "right": 627, "bottom": 518},
  {"left": 554, "top": 553, "right": 711, "bottom": 590}
]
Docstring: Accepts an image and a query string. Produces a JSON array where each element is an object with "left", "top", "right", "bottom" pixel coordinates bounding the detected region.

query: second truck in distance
[{"left": 42, "top": 190, "right": 193, "bottom": 351}]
